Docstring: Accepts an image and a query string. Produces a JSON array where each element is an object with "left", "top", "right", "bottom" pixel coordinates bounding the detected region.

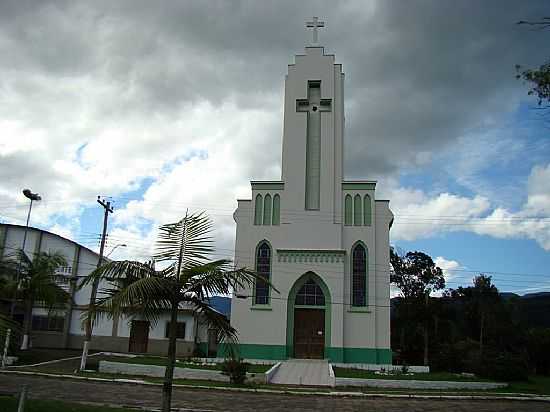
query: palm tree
[
  {"left": 0, "top": 312, "right": 21, "bottom": 367},
  {"left": 82, "top": 212, "right": 274, "bottom": 412},
  {"left": 0, "top": 250, "right": 70, "bottom": 350}
]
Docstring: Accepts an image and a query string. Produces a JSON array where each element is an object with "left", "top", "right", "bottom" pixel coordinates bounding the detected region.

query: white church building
[{"left": 230, "top": 21, "right": 393, "bottom": 364}]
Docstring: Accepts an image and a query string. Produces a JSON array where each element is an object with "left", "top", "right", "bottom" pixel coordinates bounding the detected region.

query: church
[{"left": 230, "top": 19, "right": 393, "bottom": 364}]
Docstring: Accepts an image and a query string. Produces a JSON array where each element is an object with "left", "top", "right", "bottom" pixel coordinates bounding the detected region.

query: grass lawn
[
  {"left": 333, "top": 368, "right": 490, "bottom": 382},
  {"left": 494, "top": 375, "right": 550, "bottom": 396},
  {"left": 0, "top": 396, "right": 134, "bottom": 412},
  {"left": 107, "top": 355, "right": 273, "bottom": 374}
]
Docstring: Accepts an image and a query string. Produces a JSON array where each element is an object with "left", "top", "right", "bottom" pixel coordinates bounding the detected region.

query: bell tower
[{"left": 280, "top": 20, "right": 344, "bottom": 222}]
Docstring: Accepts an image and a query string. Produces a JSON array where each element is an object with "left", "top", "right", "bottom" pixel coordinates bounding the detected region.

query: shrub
[
  {"left": 431, "top": 340, "right": 478, "bottom": 373},
  {"left": 527, "top": 328, "right": 550, "bottom": 375},
  {"left": 476, "top": 350, "right": 529, "bottom": 382},
  {"left": 221, "top": 359, "right": 248, "bottom": 384}
]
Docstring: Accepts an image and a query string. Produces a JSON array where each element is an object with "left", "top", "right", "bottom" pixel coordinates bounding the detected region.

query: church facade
[{"left": 231, "top": 32, "right": 393, "bottom": 364}]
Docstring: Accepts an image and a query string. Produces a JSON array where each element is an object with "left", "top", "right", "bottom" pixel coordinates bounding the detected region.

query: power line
[{"left": 99, "top": 234, "right": 550, "bottom": 280}]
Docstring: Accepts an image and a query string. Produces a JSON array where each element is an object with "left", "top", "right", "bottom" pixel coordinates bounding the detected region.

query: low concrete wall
[
  {"left": 331, "top": 363, "right": 430, "bottom": 373},
  {"left": 193, "top": 357, "right": 275, "bottom": 365},
  {"left": 328, "top": 363, "right": 336, "bottom": 387},
  {"left": 265, "top": 362, "right": 281, "bottom": 384},
  {"left": 335, "top": 377, "right": 507, "bottom": 390},
  {"left": 100, "top": 360, "right": 229, "bottom": 382},
  {"left": 66, "top": 335, "right": 194, "bottom": 357},
  {"left": 99, "top": 360, "right": 267, "bottom": 384},
  {"left": 31, "top": 331, "right": 66, "bottom": 349}
]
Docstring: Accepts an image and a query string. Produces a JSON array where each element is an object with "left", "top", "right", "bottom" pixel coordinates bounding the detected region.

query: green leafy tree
[
  {"left": 516, "top": 18, "right": 550, "bottom": 110},
  {"left": 82, "top": 212, "right": 274, "bottom": 412},
  {"left": 527, "top": 328, "right": 550, "bottom": 375},
  {"left": 390, "top": 249, "right": 445, "bottom": 366},
  {"left": 451, "top": 275, "right": 500, "bottom": 356},
  {"left": 0, "top": 250, "right": 69, "bottom": 350}
]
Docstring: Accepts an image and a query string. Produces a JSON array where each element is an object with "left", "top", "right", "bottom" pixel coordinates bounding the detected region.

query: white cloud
[
  {"left": 389, "top": 163, "right": 550, "bottom": 251},
  {"left": 434, "top": 256, "right": 461, "bottom": 283},
  {"left": 1, "top": 0, "right": 549, "bottom": 266}
]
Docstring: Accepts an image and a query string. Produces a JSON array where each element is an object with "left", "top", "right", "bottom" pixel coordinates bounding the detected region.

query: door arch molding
[{"left": 286, "top": 271, "right": 331, "bottom": 358}]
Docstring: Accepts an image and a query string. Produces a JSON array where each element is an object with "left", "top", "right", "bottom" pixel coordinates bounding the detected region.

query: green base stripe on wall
[
  {"left": 326, "top": 347, "right": 344, "bottom": 363},
  {"left": 196, "top": 342, "right": 208, "bottom": 357},
  {"left": 339, "top": 348, "right": 392, "bottom": 364},
  {"left": 217, "top": 343, "right": 391, "bottom": 364},
  {"left": 217, "top": 343, "right": 288, "bottom": 360}
]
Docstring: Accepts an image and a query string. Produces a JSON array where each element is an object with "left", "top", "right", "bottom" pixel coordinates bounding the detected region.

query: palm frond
[
  {"left": 93, "top": 275, "right": 173, "bottom": 327},
  {"left": 153, "top": 211, "right": 214, "bottom": 272},
  {"left": 78, "top": 260, "right": 157, "bottom": 289},
  {"left": 184, "top": 260, "right": 279, "bottom": 301},
  {"left": 187, "top": 296, "right": 239, "bottom": 357},
  {"left": 0, "top": 311, "right": 22, "bottom": 337}
]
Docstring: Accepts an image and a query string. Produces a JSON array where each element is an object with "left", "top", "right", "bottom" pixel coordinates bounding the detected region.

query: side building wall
[{"left": 0, "top": 224, "right": 202, "bottom": 357}]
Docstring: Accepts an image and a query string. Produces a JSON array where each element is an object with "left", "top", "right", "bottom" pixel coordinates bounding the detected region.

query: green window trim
[
  {"left": 344, "top": 195, "right": 352, "bottom": 226},
  {"left": 263, "top": 194, "right": 272, "bottom": 225},
  {"left": 251, "top": 181, "right": 284, "bottom": 190},
  {"left": 353, "top": 194, "right": 362, "bottom": 226},
  {"left": 363, "top": 194, "right": 372, "bottom": 226},
  {"left": 272, "top": 194, "right": 280, "bottom": 225},
  {"left": 342, "top": 182, "right": 376, "bottom": 190},
  {"left": 254, "top": 194, "right": 263, "bottom": 225}
]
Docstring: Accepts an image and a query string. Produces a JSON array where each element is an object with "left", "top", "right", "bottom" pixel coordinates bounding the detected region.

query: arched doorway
[{"left": 286, "top": 272, "right": 331, "bottom": 359}]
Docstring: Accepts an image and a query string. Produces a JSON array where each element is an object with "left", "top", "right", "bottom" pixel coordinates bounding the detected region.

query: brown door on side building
[
  {"left": 294, "top": 308, "right": 325, "bottom": 359},
  {"left": 129, "top": 320, "right": 149, "bottom": 353}
]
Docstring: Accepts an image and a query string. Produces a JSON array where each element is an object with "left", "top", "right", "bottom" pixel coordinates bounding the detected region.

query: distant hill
[
  {"left": 499, "top": 292, "right": 519, "bottom": 300},
  {"left": 522, "top": 292, "right": 550, "bottom": 299},
  {"left": 390, "top": 291, "right": 550, "bottom": 329}
]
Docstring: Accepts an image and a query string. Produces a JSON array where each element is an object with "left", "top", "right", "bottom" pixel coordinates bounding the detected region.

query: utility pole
[{"left": 79, "top": 196, "right": 113, "bottom": 371}]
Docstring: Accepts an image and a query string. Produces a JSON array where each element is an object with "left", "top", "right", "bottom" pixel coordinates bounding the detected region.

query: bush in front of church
[
  {"left": 432, "top": 340, "right": 529, "bottom": 381},
  {"left": 221, "top": 359, "right": 249, "bottom": 384}
]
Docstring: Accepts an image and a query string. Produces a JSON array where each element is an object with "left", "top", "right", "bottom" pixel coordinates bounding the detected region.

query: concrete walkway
[{"left": 270, "top": 359, "right": 333, "bottom": 386}]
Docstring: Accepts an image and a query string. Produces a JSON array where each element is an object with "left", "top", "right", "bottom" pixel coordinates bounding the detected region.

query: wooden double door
[
  {"left": 294, "top": 308, "right": 325, "bottom": 359},
  {"left": 129, "top": 320, "right": 150, "bottom": 353}
]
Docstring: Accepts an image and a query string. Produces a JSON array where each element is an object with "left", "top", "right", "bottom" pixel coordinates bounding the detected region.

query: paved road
[{"left": 1, "top": 374, "right": 548, "bottom": 412}]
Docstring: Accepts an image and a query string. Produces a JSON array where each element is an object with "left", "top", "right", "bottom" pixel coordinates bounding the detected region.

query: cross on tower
[
  {"left": 296, "top": 81, "right": 332, "bottom": 210},
  {"left": 306, "top": 17, "right": 325, "bottom": 45}
]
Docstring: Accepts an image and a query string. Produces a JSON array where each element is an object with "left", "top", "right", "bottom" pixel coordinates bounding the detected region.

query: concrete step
[{"left": 270, "top": 359, "right": 334, "bottom": 386}]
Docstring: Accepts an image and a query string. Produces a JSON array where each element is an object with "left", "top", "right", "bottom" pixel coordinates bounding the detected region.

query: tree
[
  {"left": 0, "top": 250, "right": 69, "bottom": 350},
  {"left": 451, "top": 275, "right": 500, "bottom": 356},
  {"left": 82, "top": 212, "right": 274, "bottom": 412},
  {"left": 390, "top": 249, "right": 445, "bottom": 366},
  {"left": 516, "top": 18, "right": 550, "bottom": 111}
]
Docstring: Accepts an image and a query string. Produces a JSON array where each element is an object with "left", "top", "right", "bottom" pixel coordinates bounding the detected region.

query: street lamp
[
  {"left": 105, "top": 243, "right": 127, "bottom": 258},
  {"left": 10, "top": 189, "right": 41, "bottom": 318},
  {"left": 21, "top": 189, "right": 41, "bottom": 253}
]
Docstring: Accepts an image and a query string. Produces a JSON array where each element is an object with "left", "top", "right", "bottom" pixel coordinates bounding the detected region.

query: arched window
[
  {"left": 295, "top": 278, "right": 325, "bottom": 306},
  {"left": 272, "top": 194, "right": 280, "bottom": 225},
  {"left": 363, "top": 194, "right": 372, "bottom": 226},
  {"left": 351, "top": 243, "right": 367, "bottom": 307},
  {"left": 354, "top": 194, "right": 362, "bottom": 226},
  {"left": 255, "top": 242, "right": 271, "bottom": 305},
  {"left": 344, "top": 195, "right": 352, "bottom": 226},
  {"left": 254, "top": 194, "right": 263, "bottom": 225},
  {"left": 263, "top": 194, "right": 272, "bottom": 226}
]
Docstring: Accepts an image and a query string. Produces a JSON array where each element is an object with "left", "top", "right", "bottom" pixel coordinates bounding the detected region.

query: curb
[{"left": 2, "top": 369, "right": 550, "bottom": 403}]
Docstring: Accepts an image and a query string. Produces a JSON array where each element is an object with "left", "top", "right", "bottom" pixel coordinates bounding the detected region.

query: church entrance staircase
[{"left": 269, "top": 359, "right": 334, "bottom": 386}]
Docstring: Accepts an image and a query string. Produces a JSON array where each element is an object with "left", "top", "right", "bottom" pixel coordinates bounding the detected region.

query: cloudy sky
[{"left": 1, "top": 0, "right": 549, "bottom": 294}]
